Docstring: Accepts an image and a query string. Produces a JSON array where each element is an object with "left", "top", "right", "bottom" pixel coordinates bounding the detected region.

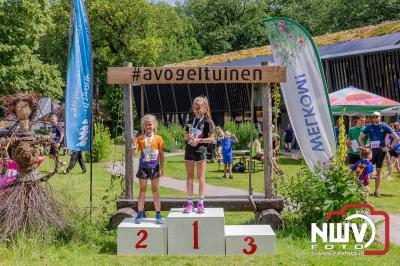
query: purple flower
[
  {"left": 279, "top": 27, "right": 285, "bottom": 32},
  {"left": 276, "top": 21, "right": 286, "bottom": 26},
  {"left": 297, "top": 39, "right": 305, "bottom": 45},
  {"left": 288, "top": 35, "right": 293, "bottom": 40}
]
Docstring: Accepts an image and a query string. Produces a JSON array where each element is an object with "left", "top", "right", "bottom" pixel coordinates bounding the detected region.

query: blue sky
[{"left": 149, "top": 0, "right": 181, "bottom": 6}]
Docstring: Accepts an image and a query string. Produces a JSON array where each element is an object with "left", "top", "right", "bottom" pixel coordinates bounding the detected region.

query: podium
[
  {"left": 167, "top": 208, "right": 225, "bottom": 255},
  {"left": 225, "top": 225, "right": 276, "bottom": 255},
  {"left": 117, "top": 218, "right": 167, "bottom": 255},
  {"left": 117, "top": 208, "right": 276, "bottom": 256}
]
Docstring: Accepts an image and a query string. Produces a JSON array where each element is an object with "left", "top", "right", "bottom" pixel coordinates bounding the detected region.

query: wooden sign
[{"left": 107, "top": 66, "right": 286, "bottom": 84}]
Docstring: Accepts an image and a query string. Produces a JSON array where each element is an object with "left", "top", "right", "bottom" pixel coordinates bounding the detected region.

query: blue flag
[{"left": 65, "top": 0, "right": 92, "bottom": 151}]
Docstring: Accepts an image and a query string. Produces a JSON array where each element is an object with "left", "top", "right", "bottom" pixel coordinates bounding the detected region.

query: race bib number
[
  {"left": 145, "top": 148, "right": 159, "bottom": 161},
  {"left": 370, "top": 141, "right": 380, "bottom": 149},
  {"left": 192, "top": 128, "right": 203, "bottom": 139}
]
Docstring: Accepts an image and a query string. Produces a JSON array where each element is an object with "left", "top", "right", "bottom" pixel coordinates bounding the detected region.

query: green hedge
[{"left": 222, "top": 122, "right": 258, "bottom": 150}]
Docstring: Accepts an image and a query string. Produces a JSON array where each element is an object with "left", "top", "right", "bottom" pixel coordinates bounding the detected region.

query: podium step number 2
[{"left": 117, "top": 218, "right": 167, "bottom": 255}]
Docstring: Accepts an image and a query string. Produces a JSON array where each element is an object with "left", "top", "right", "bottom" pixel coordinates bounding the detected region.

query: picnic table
[{"left": 232, "top": 149, "right": 250, "bottom": 164}]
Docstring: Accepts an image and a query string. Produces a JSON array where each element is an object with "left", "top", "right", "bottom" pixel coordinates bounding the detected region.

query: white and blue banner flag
[
  {"left": 65, "top": 0, "right": 92, "bottom": 151},
  {"left": 265, "top": 17, "right": 336, "bottom": 170}
]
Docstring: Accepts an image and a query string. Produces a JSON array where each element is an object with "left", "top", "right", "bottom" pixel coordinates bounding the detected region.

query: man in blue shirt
[{"left": 358, "top": 112, "right": 399, "bottom": 197}]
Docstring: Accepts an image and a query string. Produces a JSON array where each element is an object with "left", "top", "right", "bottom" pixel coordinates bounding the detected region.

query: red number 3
[
  {"left": 135, "top": 229, "right": 148, "bottom": 249},
  {"left": 243, "top": 236, "right": 257, "bottom": 255}
]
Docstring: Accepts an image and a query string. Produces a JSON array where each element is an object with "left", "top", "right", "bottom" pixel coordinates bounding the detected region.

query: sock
[
  {"left": 187, "top": 197, "right": 193, "bottom": 204},
  {"left": 137, "top": 210, "right": 143, "bottom": 217},
  {"left": 156, "top": 211, "right": 161, "bottom": 217},
  {"left": 198, "top": 196, "right": 204, "bottom": 204}
]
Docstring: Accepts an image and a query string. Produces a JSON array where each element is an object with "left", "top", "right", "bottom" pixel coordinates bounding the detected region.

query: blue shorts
[{"left": 223, "top": 155, "right": 232, "bottom": 164}]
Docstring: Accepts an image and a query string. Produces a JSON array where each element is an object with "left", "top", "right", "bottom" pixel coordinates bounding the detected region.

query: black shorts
[
  {"left": 389, "top": 150, "right": 399, "bottom": 158},
  {"left": 253, "top": 154, "right": 263, "bottom": 161},
  {"left": 184, "top": 145, "right": 206, "bottom": 162},
  {"left": 371, "top": 150, "right": 386, "bottom": 168},
  {"left": 284, "top": 137, "right": 293, "bottom": 144},
  {"left": 136, "top": 165, "right": 160, "bottom": 180},
  {"left": 49, "top": 145, "right": 59, "bottom": 156},
  {"left": 347, "top": 153, "right": 360, "bottom": 165}
]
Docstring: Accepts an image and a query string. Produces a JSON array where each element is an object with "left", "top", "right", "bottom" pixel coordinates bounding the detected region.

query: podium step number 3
[
  {"left": 117, "top": 218, "right": 167, "bottom": 255},
  {"left": 225, "top": 225, "right": 276, "bottom": 255}
]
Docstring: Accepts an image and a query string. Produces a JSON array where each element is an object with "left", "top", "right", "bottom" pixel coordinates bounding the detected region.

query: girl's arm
[
  {"left": 130, "top": 137, "right": 137, "bottom": 157},
  {"left": 192, "top": 133, "right": 214, "bottom": 145}
]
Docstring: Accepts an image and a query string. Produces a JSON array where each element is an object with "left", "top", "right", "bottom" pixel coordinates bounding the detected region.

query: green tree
[
  {"left": 179, "top": 0, "right": 271, "bottom": 55},
  {"left": 0, "top": 0, "right": 63, "bottom": 97}
]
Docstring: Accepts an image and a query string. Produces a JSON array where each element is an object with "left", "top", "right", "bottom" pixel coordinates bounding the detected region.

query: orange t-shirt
[{"left": 136, "top": 134, "right": 165, "bottom": 168}]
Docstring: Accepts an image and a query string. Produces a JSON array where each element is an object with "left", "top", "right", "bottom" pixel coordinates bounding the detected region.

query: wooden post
[
  {"left": 261, "top": 62, "right": 273, "bottom": 199},
  {"left": 123, "top": 62, "right": 135, "bottom": 199},
  {"left": 140, "top": 84, "right": 145, "bottom": 117}
]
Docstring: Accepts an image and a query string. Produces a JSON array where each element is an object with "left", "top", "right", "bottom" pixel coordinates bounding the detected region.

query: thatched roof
[{"left": 165, "top": 20, "right": 400, "bottom": 67}]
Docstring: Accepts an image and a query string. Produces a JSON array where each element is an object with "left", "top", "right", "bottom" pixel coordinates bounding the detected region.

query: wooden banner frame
[{"left": 108, "top": 66, "right": 286, "bottom": 84}]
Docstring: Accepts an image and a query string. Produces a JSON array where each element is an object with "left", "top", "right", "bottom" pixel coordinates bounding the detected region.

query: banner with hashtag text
[{"left": 107, "top": 66, "right": 286, "bottom": 84}]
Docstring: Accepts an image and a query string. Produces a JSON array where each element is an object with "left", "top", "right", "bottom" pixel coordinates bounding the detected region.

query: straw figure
[{"left": 0, "top": 93, "right": 67, "bottom": 239}]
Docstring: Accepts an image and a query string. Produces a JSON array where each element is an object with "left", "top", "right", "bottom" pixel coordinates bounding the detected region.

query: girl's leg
[
  {"left": 228, "top": 163, "right": 232, "bottom": 176},
  {"left": 138, "top": 179, "right": 148, "bottom": 211},
  {"left": 185, "top": 161, "right": 195, "bottom": 202},
  {"left": 196, "top": 160, "right": 206, "bottom": 201},
  {"left": 151, "top": 178, "right": 161, "bottom": 211}
]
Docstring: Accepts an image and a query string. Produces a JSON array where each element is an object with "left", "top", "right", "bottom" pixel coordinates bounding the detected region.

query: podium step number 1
[{"left": 167, "top": 208, "right": 226, "bottom": 255}]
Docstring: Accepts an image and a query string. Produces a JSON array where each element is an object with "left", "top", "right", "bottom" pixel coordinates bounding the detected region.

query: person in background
[
  {"left": 346, "top": 114, "right": 368, "bottom": 167},
  {"left": 250, "top": 133, "right": 264, "bottom": 161},
  {"left": 221, "top": 131, "right": 238, "bottom": 179},
  {"left": 284, "top": 123, "right": 294, "bottom": 152},
  {"left": 349, "top": 147, "right": 373, "bottom": 202},
  {"left": 272, "top": 127, "right": 283, "bottom": 176},
  {"left": 358, "top": 112, "right": 399, "bottom": 197},
  {"left": 215, "top": 126, "right": 223, "bottom": 162},
  {"left": 49, "top": 115, "right": 65, "bottom": 168},
  {"left": 63, "top": 151, "right": 86, "bottom": 174},
  {"left": 387, "top": 122, "right": 400, "bottom": 180}
]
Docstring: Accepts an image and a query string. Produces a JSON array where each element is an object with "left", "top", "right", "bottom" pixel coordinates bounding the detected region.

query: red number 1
[
  {"left": 243, "top": 236, "right": 257, "bottom": 255},
  {"left": 135, "top": 229, "right": 148, "bottom": 249},
  {"left": 193, "top": 220, "right": 199, "bottom": 249}
]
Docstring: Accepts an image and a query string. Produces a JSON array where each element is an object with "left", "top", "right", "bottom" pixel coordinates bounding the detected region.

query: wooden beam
[
  {"left": 123, "top": 62, "right": 135, "bottom": 199},
  {"left": 107, "top": 66, "right": 286, "bottom": 84},
  {"left": 116, "top": 196, "right": 284, "bottom": 212},
  {"left": 261, "top": 63, "right": 273, "bottom": 199}
]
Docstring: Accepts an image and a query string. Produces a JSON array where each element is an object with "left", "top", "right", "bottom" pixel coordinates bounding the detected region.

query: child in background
[
  {"left": 221, "top": 131, "right": 238, "bottom": 179},
  {"left": 131, "top": 114, "right": 165, "bottom": 224},
  {"left": 349, "top": 147, "right": 374, "bottom": 201}
]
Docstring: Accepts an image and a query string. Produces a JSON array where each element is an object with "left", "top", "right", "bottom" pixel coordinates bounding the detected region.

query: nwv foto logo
[{"left": 310, "top": 204, "right": 389, "bottom": 256}]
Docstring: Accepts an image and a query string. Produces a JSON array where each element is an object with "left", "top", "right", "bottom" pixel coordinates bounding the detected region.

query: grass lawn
[
  {"left": 0, "top": 154, "right": 399, "bottom": 265},
  {"left": 164, "top": 155, "right": 400, "bottom": 214}
]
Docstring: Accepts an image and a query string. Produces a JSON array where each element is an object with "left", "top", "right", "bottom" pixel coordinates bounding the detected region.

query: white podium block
[
  {"left": 225, "top": 225, "right": 276, "bottom": 255},
  {"left": 117, "top": 218, "right": 167, "bottom": 255},
  {"left": 167, "top": 208, "right": 225, "bottom": 255}
]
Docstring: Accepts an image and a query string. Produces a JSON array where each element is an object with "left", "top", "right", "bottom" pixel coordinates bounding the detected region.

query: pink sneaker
[
  {"left": 183, "top": 202, "right": 193, "bottom": 213},
  {"left": 196, "top": 202, "right": 205, "bottom": 213}
]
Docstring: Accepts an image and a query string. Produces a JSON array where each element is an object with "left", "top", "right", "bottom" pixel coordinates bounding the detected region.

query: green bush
[
  {"left": 274, "top": 161, "right": 364, "bottom": 227},
  {"left": 223, "top": 121, "right": 237, "bottom": 134},
  {"left": 85, "top": 122, "right": 112, "bottom": 162},
  {"left": 34, "top": 128, "right": 51, "bottom": 135},
  {"left": 157, "top": 123, "right": 185, "bottom": 152},
  {"left": 236, "top": 122, "right": 258, "bottom": 150}
]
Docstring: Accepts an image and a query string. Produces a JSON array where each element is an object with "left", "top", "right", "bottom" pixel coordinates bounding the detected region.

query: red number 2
[
  {"left": 193, "top": 220, "right": 199, "bottom": 249},
  {"left": 243, "top": 236, "right": 257, "bottom": 255},
  {"left": 135, "top": 229, "right": 148, "bottom": 249}
]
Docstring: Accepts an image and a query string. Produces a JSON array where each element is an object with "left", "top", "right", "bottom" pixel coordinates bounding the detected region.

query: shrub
[
  {"left": 85, "top": 122, "right": 112, "bottom": 162},
  {"left": 275, "top": 115, "right": 364, "bottom": 226},
  {"left": 236, "top": 122, "right": 258, "bottom": 150},
  {"left": 157, "top": 123, "right": 185, "bottom": 152},
  {"left": 223, "top": 121, "right": 237, "bottom": 134}
]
